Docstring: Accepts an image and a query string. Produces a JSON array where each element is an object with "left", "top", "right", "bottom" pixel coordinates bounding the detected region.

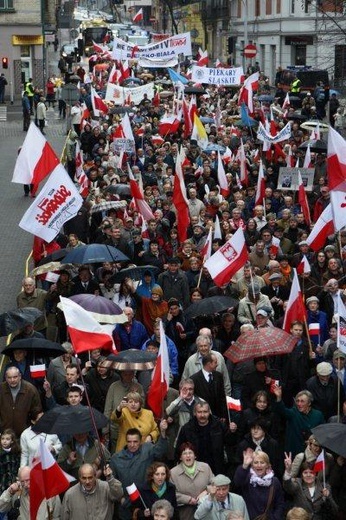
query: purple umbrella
[{"left": 68, "top": 295, "right": 127, "bottom": 324}]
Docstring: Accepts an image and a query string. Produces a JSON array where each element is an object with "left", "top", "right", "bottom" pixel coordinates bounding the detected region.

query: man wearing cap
[
  {"left": 195, "top": 474, "right": 249, "bottom": 520},
  {"left": 237, "top": 284, "right": 274, "bottom": 325},
  {"left": 242, "top": 357, "right": 279, "bottom": 409},
  {"left": 261, "top": 273, "right": 290, "bottom": 319},
  {"left": 292, "top": 241, "right": 314, "bottom": 268},
  {"left": 255, "top": 308, "right": 273, "bottom": 328},
  {"left": 306, "top": 361, "right": 344, "bottom": 420},
  {"left": 190, "top": 224, "right": 207, "bottom": 252},
  {"left": 331, "top": 350, "right": 346, "bottom": 394},
  {"left": 157, "top": 258, "right": 190, "bottom": 309},
  {"left": 235, "top": 263, "right": 265, "bottom": 299}
]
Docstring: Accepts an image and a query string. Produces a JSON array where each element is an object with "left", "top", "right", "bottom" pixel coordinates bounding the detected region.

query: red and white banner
[
  {"left": 204, "top": 228, "right": 248, "bottom": 287},
  {"left": 12, "top": 123, "right": 60, "bottom": 195},
  {"left": 283, "top": 269, "right": 307, "bottom": 333},
  {"left": 112, "top": 32, "right": 192, "bottom": 60},
  {"left": 19, "top": 164, "right": 83, "bottom": 243},
  {"left": 60, "top": 296, "right": 114, "bottom": 354},
  {"left": 30, "top": 364, "right": 46, "bottom": 379}
]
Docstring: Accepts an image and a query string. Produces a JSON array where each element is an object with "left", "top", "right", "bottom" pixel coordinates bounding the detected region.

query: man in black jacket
[{"left": 306, "top": 361, "right": 344, "bottom": 420}]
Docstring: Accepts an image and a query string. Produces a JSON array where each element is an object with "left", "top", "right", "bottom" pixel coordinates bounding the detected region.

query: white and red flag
[
  {"left": 189, "top": 94, "right": 198, "bottom": 123},
  {"left": 297, "top": 255, "right": 311, "bottom": 275},
  {"left": 197, "top": 48, "right": 208, "bottom": 67},
  {"left": 30, "top": 364, "right": 46, "bottom": 379},
  {"left": 327, "top": 127, "right": 346, "bottom": 231},
  {"left": 282, "top": 91, "right": 290, "bottom": 113},
  {"left": 306, "top": 204, "right": 334, "bottom": 251},
  {"left": 12, "top": 122, "right": 60, "bottom": 195},
  {"left": 128, "top": 164, "right": 155, "bottom": 221},
  {"left": 226, "top": 396, "right": 242, "bottom": 412},
  {"left": 75, "top": 141, "right": 89, "bottom": 198},
  {"left": 313, "top": 450, "right": 325, "bottom": 473},
  {"left": 126, "top": 483, "right": 141, "bottom": 502},
  {"left": 283, "top": 269, "right": 307, "bottom": 333},
  {"left": 182, "top": 97, "right": 192, "bottom": 139},
  {"left": 30, "top": 438, "right": 74, "bottom": 520},
  {"left": 214, "top": 214, "right": 222, "bottom": 240},
  {"left": 158, "top": 113, "right": 181, "bottom": 136},
  {"left": 59, "top": 296, "right": 115, "bottom": 354},
  {"left": 133, "top": 8, "right": 143, "bottom": 22},
  {"left": 254, "top": 160, "right": 266, "bottom": 206},
  {"left": 308, "top": 323, "right": 320, "bottom": 336},
  {"left": 205, "top": 228, "right": 248, "bottom": 287},
  {"left": 200, "top": 227, "right": 212, "bottom": 262},
  {"left": 269, "top": 236, "right": 280, "bottom": 257},
  {"left": 217, "top": 150, "right": 230, "bottom": 198},
  {"left": 93, "top": 41, "right": 109, "bottom": 54},
  {"left": 303, "top": 143, "right": 312, "bottom": 168},
  {"left": 151, "top": 135, "right": 165, "bottom": 146},
  {"left": 173, "top": 150, "right": 190, "bottom": 242},
  {"left": 298, "top": 170, "right": 311, "bottom": 227},
  {"left": 337, "top": 292, "right": 346, "bottom": 354},
  {"left": 119, "top": 60, "right": 130, "bottom": 83},
  {"left": 222, "top": 146, "right": 233, "bottom": 165},
  {"left": 91, "top": 87, "right": 108, "bottom": 117},
  {"left": 147, "top": 320, "right": 170, "bottom": 418},
  {"left": 238, "top": 72, "right": 259, "bottom": 110},
  {"left": 108, "top": 63, "right": 120, "bottom": 84},
  {"left": 19, "top": 164, "right": 83, "bottom": 243}
]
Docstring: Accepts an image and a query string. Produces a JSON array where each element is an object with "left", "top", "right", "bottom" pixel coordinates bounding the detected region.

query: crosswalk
[{"left": 0, "top": 105, "right": 7, "bottom": 122}]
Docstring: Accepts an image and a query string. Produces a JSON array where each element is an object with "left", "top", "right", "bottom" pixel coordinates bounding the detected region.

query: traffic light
[{"left": 2, "top": 57, "right": 8, "bottom": 69}]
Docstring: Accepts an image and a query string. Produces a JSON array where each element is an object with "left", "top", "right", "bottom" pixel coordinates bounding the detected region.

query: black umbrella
[
  {"left": 312, "top": 423, "right": 346, "bottom": 457},
  {"left": 1, "top": 338, "right": 66, "bottom": 358},
  {"left": 184, "top": 296, "right": 239, "bottom": 320},
  {"left": 105, "top": 184, "right": 131, "bottom": 197},
  {"left": 286, "top": 113, "right": 307, "bottom": 121},
  {"left": 63, "top": 244, "right": 129, "bottom": 264},
  {"left": 109, "top": 265, "right": 160, "bottom": 284},
  {"left": 110, "top": 106, "right": 133, "bottom": 114},
  {"left": 37, "top": 248, "right": 69, "bottom": 267},
  {"left": 32, "top": 405, "right": 108, "bottom": 435},
  {"left": 104, "top": 350, "right": 157, "bottom": 371},
  {"left": 299, "top": 139, "right": 327, "bottom": 153},
  {"left": 184, "top": 86, "right": 207, "bottom": 95},
  {"left": 0, "top": 308, "right": 43, "bottom": 336}
]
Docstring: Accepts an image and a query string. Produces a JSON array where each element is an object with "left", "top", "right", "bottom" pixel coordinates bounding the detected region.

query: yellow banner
[{"left": 12, "top": 35, "right": 43, "bottom": 45}]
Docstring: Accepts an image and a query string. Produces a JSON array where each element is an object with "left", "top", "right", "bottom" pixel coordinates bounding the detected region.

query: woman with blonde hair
[
  {"left": 111, "top": 391, "right": 159, "bottom": 452},
  {"left": 233, "top": 449, "right": 285, "bottom": 520}
]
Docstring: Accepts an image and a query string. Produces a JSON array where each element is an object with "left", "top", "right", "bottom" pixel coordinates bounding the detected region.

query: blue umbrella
[
  {"left": 123, "top": 77, "right": 141, "bottom": 85},
  {"left": 330, "top": 89, "right": 340, "bottom": 96},
  {"left": 203, "top": 144, "right": 226, "bottom": 153},
  {"left": 63, "top": 244, "right": 129, "bottom": 264},
  {"left": 257, "top": 94, "right": 274, "bottom": 102},
  {"left": 200, "top": 116, "right": 215, "bottom": 123}
]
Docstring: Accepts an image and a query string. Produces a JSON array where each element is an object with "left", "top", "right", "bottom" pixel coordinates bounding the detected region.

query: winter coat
[
  {"left": 283, "top": 477, "right": 338, "bottom": 520},
  {"left": 111, "top": 406, "right": 159, "bottom": 452}
]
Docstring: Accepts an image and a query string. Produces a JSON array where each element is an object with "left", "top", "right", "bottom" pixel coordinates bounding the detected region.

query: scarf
[
  {"left": 249, "top": 468, "right": 274, "bottom": 487},
  {"left": 152, "top": 482, "right": 167, "bottom": 498},
  {"left": 183, "top": 462, "right": 197, "bottom": 477}
]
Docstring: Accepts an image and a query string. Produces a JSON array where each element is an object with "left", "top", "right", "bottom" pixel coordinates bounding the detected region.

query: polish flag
[
  {"left": 239, "top": 139, "right": 248, "bottom": 186},
  {"left": 128, "top": 164, "right": 155, "bottom": 221},
  {"left": 217, "top": 150, "right": 230, "bottom": 198},
  {"left": 297, "top": 255, "right": 311, "bottom": 275},
  {"left": 303, "top": 143, "right": 312, "bottom": 168},
  {"left": 59, "top": 296, "right": 114, "bottom": 354},
  {"left": 230, "top": 125, "right": 241, "bottom": 137},
  {"left": 283, "top": 269, "right": 307, "bottom": 333},
  {"left": 331, "top": 188, "right": 346, "bottom": 232},
  {"left": 282, "top": 91, "right": 291, "bottom": 111},
  {"left": 309, "top": 323, "right": 320, "bottom": 336},
  {"left": 119, "top": 60, "right": 130, "bottom": 83},
  {"left": 238, "top": 72, "right": 259, "bottom": 110},
  {"left": 205, "top": 228, "right": 248, "bottom": 287},
  {"left": 108, "top": 63, "right": 120, "bottom": 84},
  {"left": 151, "top": 135, "right": 165, "bottom": 146},
  {"left": 173, "top": 150, "right": 190, "bottom": 242},
  {"left": 197, "top": 49, "right": 208, "bottom": 67},
  {"left": 255, "top": 160, "right": 266, "bottom": 206},
  {"left": 226, "top": 396, "right": 242, "bottom": 411},
  {"left": 313, "top": 450, "right": 325, "bottom": 473},
  {"left": 215, "top": 59, "right": 222, "bottom": 68},
  {"left": 91, "top": 87, "right": 108, "bottom": 117},
  {"left": 30, "top": 438, "right": 74, "bottom": 520},
  {"left": 337, "top": 292, "right": 346, "bottom": 354},
  {"left": 12, "top": 123, "right": 60, "bottom": 195},
  {"left": 126, "top": 483, "right": 140, "bottom": 502},
  {"left": 158, "top": 113, "right": 181, "bottom": 136},
  {"left": 93, "top": 41, "right": 108, "bottom": 54},
  {"left": 222, "top": 146, "right": 233, "bottom": 165},
  {"left": 200, "top": 227, "right": 212, "bottom": 262},
  {"left": 189, "top": 95, "right": 198, "bottom": 124},
  {"left": 122, "top": 113, "right": 135, "bottom": 143},
  {"left": 30, "top": 364, "right": 46, "bottom": 379},
  {"left": 269, "top": 236, "right": 281, "bottom": 257},
  {"left": 153, "top": 90, "right": 160, "bottom": 107},
  {"left": 306, "top": 204, "right": 334, "bottom": 251},
  {"left": 75, "top": 141, "right": 89, "bottom": 198},
  {"left": 214, "top": 214, "right": 222, "bottom": 240},
  {"left": 133, "top": 8, "right": 143, "bottom": 23},
  {"left": 328, "top": 126, "right": 346, "bottom": 191},
  {"left": 182, "top": 97, "right": 192, "bottom": 139},
  {"left": 298, "top": 170, "right": 311, "bottom": 227},
  {"left": 147, "top": 320, "right": 170, "bottom": 418}
]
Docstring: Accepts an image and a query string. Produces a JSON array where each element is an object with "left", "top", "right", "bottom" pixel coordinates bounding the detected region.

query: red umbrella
[{"left": 224, "top": 327, "right": 298, "bottom": 363}]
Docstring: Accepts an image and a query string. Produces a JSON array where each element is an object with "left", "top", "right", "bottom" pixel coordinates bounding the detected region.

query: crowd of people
[{"left": 2, "top": 56, "right": 346, "bottom": 520}]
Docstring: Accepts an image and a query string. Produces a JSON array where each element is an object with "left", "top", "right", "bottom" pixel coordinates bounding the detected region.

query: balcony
[{"left": 201, "top": 0, "right": 229, "bottom": 20}]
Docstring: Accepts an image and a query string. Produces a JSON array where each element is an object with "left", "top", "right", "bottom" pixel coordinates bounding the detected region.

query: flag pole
[
  {"left": 337, "top": 313, "right": 341, "bottom": 424},
  {"left": 322, "top": 449, "right": 326, "bottom": 489},
  {"left": 46, "top": 503, "right": 53, "bottom": 520},
  {"left": 303, "top": 317, "right": 313, "bottom": 357}
]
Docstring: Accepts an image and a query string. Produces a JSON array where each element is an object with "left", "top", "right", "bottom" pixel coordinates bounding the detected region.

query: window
[
  {"left": 320, "top": 0, "right": 343, "bottom": 13},
  {"left": 237, "top": 0, "right": 241, "bottom": 18},
  {"left": 0, "top": 0, "right": 13, "bottom": 8},
  {"left": 277, "top": 0, "right": 281, "bottom": 13},
  {"left": 266, "top": 0, "right": 272, "bottom": 15},
  {"left": 255, "top": 0, "right": 260, "bottom": 16}
]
